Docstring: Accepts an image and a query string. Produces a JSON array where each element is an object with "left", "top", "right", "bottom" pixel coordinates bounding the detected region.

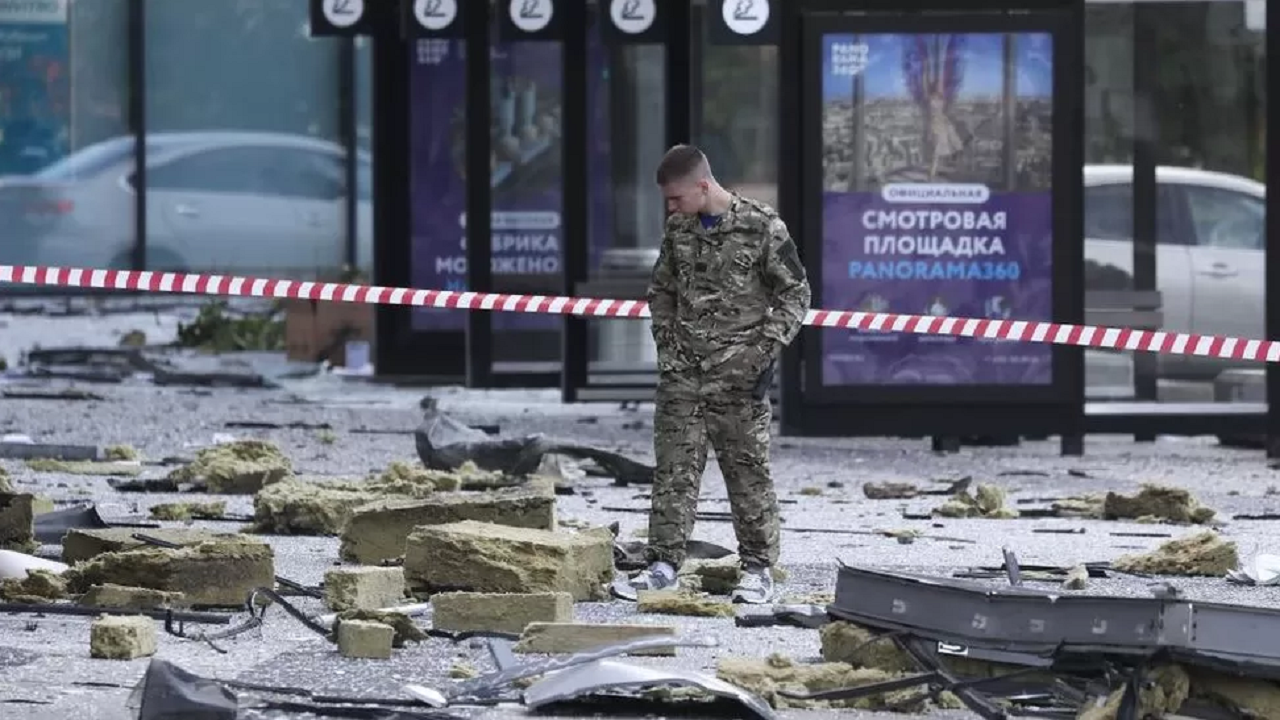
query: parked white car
[
  {"left": 1084, "top": 164, "right": 1265, "bottom": 381},
  {"left": 0, "top": 131, "right": 373, "bottom": 278}
]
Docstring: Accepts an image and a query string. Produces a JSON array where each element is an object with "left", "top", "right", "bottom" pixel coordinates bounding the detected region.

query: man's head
[{"left": 656, "top": 144, "right": 718, "bottom": 216}]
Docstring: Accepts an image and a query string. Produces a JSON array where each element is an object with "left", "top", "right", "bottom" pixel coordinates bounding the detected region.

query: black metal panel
[
  {"left": 1129, "top": 4, "right": 1158, "bottom": 430},
  {"left": 599, "top": 0, "right": 668, "bottom": 44},
  {"left": 706, "top": 0, "right": 780, "bottom": 45},
  {"left": 339, "top": 39, "right": 359, "bottom": 269},
  {"left": 1268, "top": 0, "right": 1280, "bottom": 459},
  {"left": 310, "top": 0, "right": 396, "bottom": 37},
  {"left": 400, "top": 0, "right": 466, "bottom": 38},
  {"left": 497, "top": 0, "right": 564, "bottom": 42},
  {"left": 776, "top": 0, "right": 803, "bottom": 434},
  {"left": 465, "top": 2, "right": 494, "bottom": 388},
  {"left": 558, "top": 1, "right": 590, "bottom": 402},
  {"left": 781, "top": 1, "right": 1085, "bottom": 447}
]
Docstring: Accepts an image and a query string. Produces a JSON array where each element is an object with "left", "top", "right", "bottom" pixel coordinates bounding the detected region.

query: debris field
[{"left": 4, "top": 327, "right": 1280, "bottom": 718}]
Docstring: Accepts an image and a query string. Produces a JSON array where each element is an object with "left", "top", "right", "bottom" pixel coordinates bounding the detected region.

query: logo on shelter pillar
[
  {"left": 414, "top": 0, "right": 457, "bottom": 30},
  {"left": 510, "top": 0, "right": 553, "bottom": 33},
  {"left": 610, "top": 0, "right": 655, "bottom": 34},
  {"left": 321, "top": 0, "right": 365, "bottom": 27},
  {"left": 722, "top": 0, "right": 768, "bottom": 35}
]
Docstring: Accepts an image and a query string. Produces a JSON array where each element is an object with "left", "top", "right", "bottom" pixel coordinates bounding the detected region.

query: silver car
[
  {"left": 1084, "top": 164, "right": 1265, "bottom": 382},
  {"left": 0, "top": 131, "right": 373, "bottom": 278}
]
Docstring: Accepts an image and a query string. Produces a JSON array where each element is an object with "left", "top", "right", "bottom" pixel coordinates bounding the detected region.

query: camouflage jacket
[{"left": 646, "top": 194, "right": 811, "bottom": 382}]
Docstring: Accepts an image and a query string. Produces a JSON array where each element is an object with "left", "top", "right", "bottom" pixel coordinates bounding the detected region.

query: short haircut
[{"left": 655, "top": 144, "right": 708, "bottom": 185}]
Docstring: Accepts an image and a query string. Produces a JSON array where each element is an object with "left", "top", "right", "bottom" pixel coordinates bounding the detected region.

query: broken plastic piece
[
  {"left": 522, "top": 658, "right": 777, "bottom": 720},
  {"left": 128, "top": 658, "right": 238, "bottom": 720},
  {"left": 34, "top": 505, "right": 158, "bottom": 543},
  {"left": 433, "top": 634, "right": 718, "bottom": 703},
  {"left": 415, "top": 405, "right": 653, "bottom": 484},
  {"left": 0, "top": 549, "right": 67, "bottom": 579},
  {"left": 1225, "top": 554, "right": 1280, "bottom": 586}
]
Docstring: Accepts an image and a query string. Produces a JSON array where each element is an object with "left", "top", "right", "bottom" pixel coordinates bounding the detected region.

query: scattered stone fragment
[
  {"left": 25, "top": 459, "right": 141, "bottom": 476},
  {"left": 0, "top": 569, "right": 68, "bottom": 603},
  {"left": 933, "top": 483, "right": 1018, "bottom": 519},
  {"left": 796, "top": 486, "right": 823, "bottom": 496},
  {"left": 331, "top": 610, "right": 425, "bottom": 647},
  {"left": 403, "top": 520, "right": 612, "bottom": 601},
  {"left": 64, "top": 536, "right": 275, "bottom": 606},
  {"left": 818, "top": 621, "right": 914, "bottom": 673},
  {"left": 862, "top": 482, "right": 919, "bottom": 500},
  {"left": 252, "top": 479, "right": 418, "bottom": 535},
  {"left": 0, "top": 466, "right": 12, "bottom": 494},
  {"left": 62, "top": 527, "right": 235, "bottom": 564},
  {"left": 336, "top": 619, "right": 395, "bottom": 659},
  {"left": 431, "top": 591, "right": 573, "bottom": 635},
  {"left": 323, "top": 566, "right": 406, "bottom": 611},
  {"left": 1191, "top": 668, "right": 1280, "bottom": 718},
  {"left": 77, "top": 584, "right": 185, "bottom": 610},
  {"left": 90, "top": 615, "right": 158, "bottom": 660},
  {"left": 372, "top": 460, "right": 462, "bottom": 492},
  {"left": 0, "top": 493, "right": 36, "bottom": 553},
  {"left": 103, "top": 445, "right": 139, "bottom": 461},
  {"left": 1112, "top": 531, "right": 1238, "bottom": 577},
  {"left": 1050, "top": 494, "right": 1104, "bottom": 518},
  {"left": 636, "top": 589, "right": 735, "bottom": 617},
  {"left": 515, "top": 622, "right": 677, "bottom": 656},
  {"left": 1063, "top": 564, "right": 1089, "bottom": 590},
  {"left": 30, "top": 495, "right": 54, "bottom": 516},
  {"left": 449, "top": 661, "right": 479, "bottom": 678},
  {"left": 149, "top": 501, "right": 227, "bottom": 521},
  {"left": 1079, "top": 664, "right": 1188, "bottom": 720},
  {"left": 715, "top": 654, "right": 929, "bottom": 710},
  {"left": 1103, "top": 484, "right": 1216, "bottom": 525},
  {"left": 677, "top": 557, "right": 742, "bottom": 594},
  {"left": 168, "top": 440, "right": 292, "bottom": 494},
  {"left": 339, "top": 486, "right": 557, "bottom": 564}
]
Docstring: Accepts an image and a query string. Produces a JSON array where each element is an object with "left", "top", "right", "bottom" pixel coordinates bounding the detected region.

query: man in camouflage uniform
[{"left": 612, "top": 145, "right": 811, "bottom": 605}]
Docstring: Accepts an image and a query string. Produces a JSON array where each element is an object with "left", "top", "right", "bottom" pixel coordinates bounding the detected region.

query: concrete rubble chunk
[
  {"left": 862, "top": 482, "right": 919, "bottom": 500},
  {"left": 716, "top": 654, "right": 932, "bottom": 711},
  {"left": 167, "top": 439, "right": 292, "bottom": 494},
  {"left": 0, "top": 568, "right": 68, "bottom": 603},
  {"left": 251, "top": 464, "right": 514, "bottom": 536},
  {"left": 340, "top": 487, "right": 557, "bottom": 564},
  {"left": 677, "top": 556, "right": 742, "bottom": 594},
  {"left": 149, "top": 501, "right": 226, "bottom": 521},
  {"left": 0, "top": 493, "right": 36, "bottom": 553},
  {"left": 323, "top": 566, "right": 406, "bottom": 611},
  {"left": 1078, "top": 664, "right": 1189, "bottom": 720},
  {"left": 1112, "top": 531, "right": 1238, "bottom": 577},
  {"left": 514, "top": 622, "right": 677, "bottom": 656},
  {"left": 636, "top": 589, "right": 735, "bottom": 617},
  {"left": 818, "top": 621, "right": 915, "bottom": 673},
  {"left": 1103, "top": 484, "right": 1216, "bottom": 524},
  {"left": 336, "top": 619, "right": 395, "bottom": 659},
  {"left": 78, "top": 584, "right": 186, "bottom": 610},
  {"left": 431, "top": 591, "right": 574, "bottom": 635},
  {"left": 64, "top": 536, "right": 275, "bottom": 607},
  {"left": 1063, "top": 564, "right": 1089, "bottom": 590},
  {"left": 402, "top": 520, "right": 611, "bottom": 600},
  {"left": 62, "top": 527, "right": 236, "bottom": 564},
  {"left": 933, "top": 483, "right": 1018, "bottom": 519},
  {"left": 332, "top": 610, "right": 426, "bottom": 648},
  {"left": 90, "top": 615, "right": 158, "bottom": 660},
  {"left": 0, "top": 467, "right": 13, "bottom": 494}
]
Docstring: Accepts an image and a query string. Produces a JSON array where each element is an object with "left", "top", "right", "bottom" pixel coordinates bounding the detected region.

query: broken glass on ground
[{"left": 415, "top": 403, "right": 653, "bottom": 485}]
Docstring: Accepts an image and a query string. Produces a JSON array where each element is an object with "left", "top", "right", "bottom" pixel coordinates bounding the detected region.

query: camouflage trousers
[{"left": 645, "top": 375, "right": 781, "bottom": 569}]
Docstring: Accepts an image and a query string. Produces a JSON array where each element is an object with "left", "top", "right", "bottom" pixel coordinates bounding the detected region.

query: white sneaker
[
  {"left": 610, "top": 561, "right": 676, "bottom": 601},
  {"left": 730, "top": 565, "right": 776, "bottom": 605}
]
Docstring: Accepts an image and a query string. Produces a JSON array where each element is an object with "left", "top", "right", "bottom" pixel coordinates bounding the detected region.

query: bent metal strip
[{"left": 3, "top": 264, "right": 1278, "bottom": 364}]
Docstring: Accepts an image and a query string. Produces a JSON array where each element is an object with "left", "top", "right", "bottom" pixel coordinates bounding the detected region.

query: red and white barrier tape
[{"left": 3, "top": 264, "right": 1278, "bottom": 363}]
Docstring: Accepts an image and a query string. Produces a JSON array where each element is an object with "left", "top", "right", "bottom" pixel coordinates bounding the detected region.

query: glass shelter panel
[
  {"left": 0, "top": 0, "right": 132, "bottom": 278},
  {"left": 143, "top": 0, "right": 347, "bottom": 280}
]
